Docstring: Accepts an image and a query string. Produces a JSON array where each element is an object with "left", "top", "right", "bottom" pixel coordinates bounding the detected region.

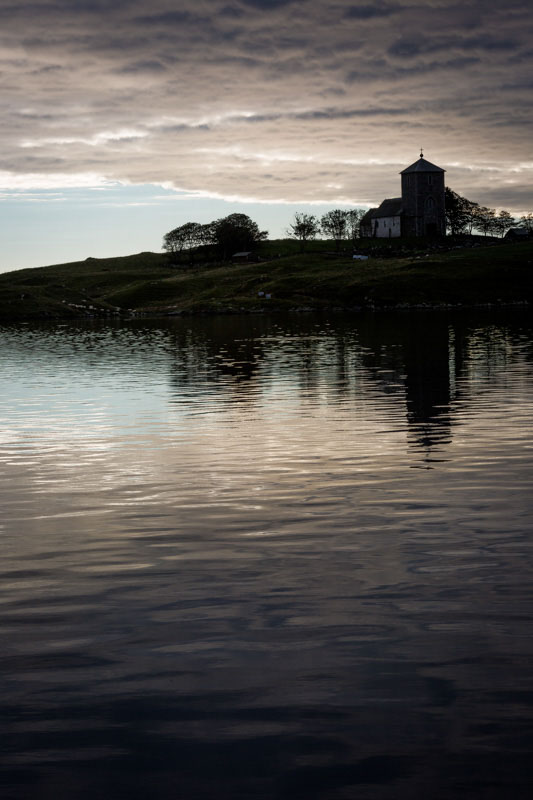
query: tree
[
  {"left": 211, "top": 213, "right": 267, "bottom": 260},
  {"left": 445, "top": 188, "right": 517, "bottom": 238},
  {"left": 445, "top": 188, "right": 477, "bottom": 235},
  {"left": 520, "top": 213, "right": 533, "bottom": 233},
  {"left": 163, "top": 222, "right": 210, "bottom": 264},
  {"left": 473, "top": 206, "right": 497, "bottom": 237},
  {"left": 321, "top": 209, "right": 348, "bottom": 251},
  {"left": 464, "top": 199, "right": 480, "bottom": 234},
  {"left": 287, "top": 212, "right": 320, "bottom": 252},
  {"left": 494, "top": 210, "right": 516, "bottom": 238},
  {"left": 346, "top": 208, "right": 366, "bottom": 242}
]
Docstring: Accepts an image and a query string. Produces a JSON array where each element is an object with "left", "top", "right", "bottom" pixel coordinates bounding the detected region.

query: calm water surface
[{"left": 1, "top": 312, "right": 532, "bottom": 799}]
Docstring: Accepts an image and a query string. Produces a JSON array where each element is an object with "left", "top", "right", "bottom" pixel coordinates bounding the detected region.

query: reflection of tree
[
  {"left": 167, "top": 316, "right": 271, "bottom": 405},
  {"left": 163, "top": 310, "right": 532, "bottom": 456},
  {"left": 6, "top": 313, "right": 529, "bottom": 452},
  {"left": 166, "top": 313, "right": 455, "bottom": 448}
]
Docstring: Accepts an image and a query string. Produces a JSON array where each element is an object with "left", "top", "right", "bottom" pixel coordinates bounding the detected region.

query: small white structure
[{"left": 360, "top": 198, "right": 402, "bottom": 238}]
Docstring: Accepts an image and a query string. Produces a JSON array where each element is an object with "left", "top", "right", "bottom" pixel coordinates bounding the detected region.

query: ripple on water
[{"left": 1, "top": 312, "right": 533, "bottom": 798}]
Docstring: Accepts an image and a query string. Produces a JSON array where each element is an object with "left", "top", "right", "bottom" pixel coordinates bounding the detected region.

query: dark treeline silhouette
[
  {"left": 445, "top": 187, "right": 530, "bottom": 237},
  {"left": 164, "top": 199, "right": 531, "bottom": 265},
  {"left": 163, "top": 213, "right": 267, "bottom": 264},
  {"left": 287, "top": 209, "right": 367, "bottom": 252}
]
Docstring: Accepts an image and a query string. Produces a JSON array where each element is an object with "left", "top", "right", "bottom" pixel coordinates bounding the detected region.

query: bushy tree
[
  {"left": 445, "top": 188, "right": 479, "bottom": 235},
  {"left": 163, "top": 214, "right": 267, "bottom": 263},
  {"left": 445, "top": 189, "right": 516, "bottom": 238},
  {"left": 212, "top": 213, "right": 267, "bottom": 260},
  {"left": 287, "top": 213, "right": 320, "bottom": 252},
  {"left": 163, "top": 222, "right": 212, "bottom": 263},
  {"left": 321, "top": 209, "right": 348, "bottom": 251},
  {"left": 163, "top": 222, "right": 201, "bottom": 254}
]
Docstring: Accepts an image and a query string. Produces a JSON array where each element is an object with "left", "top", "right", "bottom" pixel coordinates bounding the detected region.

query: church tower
[{"left": 400, "top": 153, "right": 446, "bottom": 237}]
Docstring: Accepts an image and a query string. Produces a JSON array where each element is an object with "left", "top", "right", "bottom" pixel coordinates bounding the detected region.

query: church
[{"left": 360, "top": 153, "right": 446, "bottom": 238}]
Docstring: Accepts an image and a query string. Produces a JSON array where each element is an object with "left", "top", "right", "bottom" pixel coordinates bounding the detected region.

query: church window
[
  {"left": 428, "top": 175, "right": 433, "bottom": 185},
  {"left": 426, "top": 196, "right": 435, "bottom": 209}
]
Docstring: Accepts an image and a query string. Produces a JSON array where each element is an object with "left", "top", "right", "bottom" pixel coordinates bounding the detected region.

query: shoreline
[{"left": 2, "top": 298, "right": 530, "bottom": 324}]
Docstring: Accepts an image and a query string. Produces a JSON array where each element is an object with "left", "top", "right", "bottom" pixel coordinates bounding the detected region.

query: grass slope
[{"left": 1, "top": 240, "right": 532, "bottom": 320}]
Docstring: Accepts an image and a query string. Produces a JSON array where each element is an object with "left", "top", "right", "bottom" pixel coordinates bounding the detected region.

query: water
[{"left": 1, "top": 311, "right": 532, "bottom": 799}]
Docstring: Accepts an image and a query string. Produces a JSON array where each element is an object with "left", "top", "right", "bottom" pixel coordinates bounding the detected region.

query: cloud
[
  {"left": 0, "top": 0, "right": 531, "bottom": 216},
  {"left": 117, "top": 59, "right": 168, "bottom": 74},
  {"left": 135, "top": 10, "right": 198, "bottom": 25},
  {"left": 0, "top": 171, "right": 118, "bottom": 190},
  {"left": 388, "top": 33, "right": 520, "bottom": 59},
  {"left": 345, "top": 3, "right": 402, "bottom": 20},
  {"left": 20, "top": 129, "right": 148, "bottom": 148},
  {"left": 239, "top": 0, "right": 304, "bottom": 8}
]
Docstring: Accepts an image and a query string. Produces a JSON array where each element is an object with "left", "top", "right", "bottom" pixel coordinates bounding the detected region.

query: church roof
[
  {"left": 360, "top": 208, "right": 377, "bottom": 225},
  {"left": 371, "top": 197, "right": 403, "bottom": 217},
  {"left": 401, "top": 156, "right": 445, "bottom": 174}
]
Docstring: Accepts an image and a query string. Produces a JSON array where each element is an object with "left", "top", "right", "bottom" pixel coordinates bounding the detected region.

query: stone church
[{"left": 360, "top": 153, "right": 446, "bottom": 238}]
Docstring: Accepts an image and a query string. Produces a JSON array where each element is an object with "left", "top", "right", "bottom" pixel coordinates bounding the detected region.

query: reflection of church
[
  {"left": 355, "top": 315, "right": 454, "bottom": 456},
  {"left": 360, "top": 152, "right": 446, "bottom": 238},
  {"left": 402, "top": 316, "right": 453, "bottom": 455}
]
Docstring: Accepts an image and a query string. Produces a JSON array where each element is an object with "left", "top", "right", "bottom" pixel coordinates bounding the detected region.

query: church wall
[{"left": 373, "top": 215, "right": 402, "bottom": 238}]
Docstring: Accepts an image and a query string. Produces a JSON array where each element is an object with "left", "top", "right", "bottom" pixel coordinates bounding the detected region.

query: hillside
[{"left": 0, "top": 239, "right": 532, "bottom": 320}]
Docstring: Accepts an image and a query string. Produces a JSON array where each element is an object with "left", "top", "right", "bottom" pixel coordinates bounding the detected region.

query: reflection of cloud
[{"left": 0, "top": 0, "right": 531, "bottom": 214}]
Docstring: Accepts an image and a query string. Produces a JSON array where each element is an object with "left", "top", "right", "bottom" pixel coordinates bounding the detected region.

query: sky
[{"left": 1, "top": 0, "right": 532, "bottom": 273}]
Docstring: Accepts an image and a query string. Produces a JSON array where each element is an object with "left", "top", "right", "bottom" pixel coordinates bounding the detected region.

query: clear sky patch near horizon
[{"left": 1, "top": 0, "right": 532, "bottom": 273}]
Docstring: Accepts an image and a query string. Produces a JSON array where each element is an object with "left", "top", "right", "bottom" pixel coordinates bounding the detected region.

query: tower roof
[{"left": 401, "top": 156, "right": 445, "bottom": 174}]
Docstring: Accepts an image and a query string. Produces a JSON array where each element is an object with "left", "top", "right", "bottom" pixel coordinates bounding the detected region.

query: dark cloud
[
  {"left": 239, "top": 0, "right": 303, "bottom": 8},
  {"left": 219, "top": 5, "right": 245, "bottom": 18},
  {"left": 294, "top": 106, "right": 412, "bottom": 120},
  {"left": 389, "top": 34, "right": 520, "bottom": 59},
  {"left": 507, "top": 47, "right": 533, "bottom": 66},
  {"left": 345, "top": 3, "right": 401, "bottom": 20},
  {"left": 500, "top": 77, "right": 533, "bottom": 91},
  {"left": 0, "top": 0, "right": 130, "bottom": 18},
  {"left": 393, "top": 55, "right": 482, "bottom": 76},
  {"left": 345, "top": 54, "right": 482, "bottom": 83},
  {"left": 135, "top": 10, "right": 199, "bottom": 26},
  {"left": 117, "top": 60, "right": 168, "bottom": 74}
]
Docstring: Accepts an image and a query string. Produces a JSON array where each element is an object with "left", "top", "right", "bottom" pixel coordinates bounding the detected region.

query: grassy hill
[{"left": 1, "top": 238, "right": 532, "bottom": 320}]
